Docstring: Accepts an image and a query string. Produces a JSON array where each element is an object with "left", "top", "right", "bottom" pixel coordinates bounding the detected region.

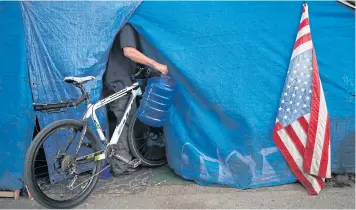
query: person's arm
[
  {"left": 123, "top": 47, "right": 168, "bottom": 74},
  {"left": 119, "top": 24, "right": 168, "bottom": 74}
]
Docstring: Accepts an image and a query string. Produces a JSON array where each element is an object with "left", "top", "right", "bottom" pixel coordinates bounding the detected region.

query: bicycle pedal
[
  {"left": 113, "top": 154, "right": 130, "bottom": 164},
  {"left": 129, "top": 159, "right": 141, "bottom": 168}
]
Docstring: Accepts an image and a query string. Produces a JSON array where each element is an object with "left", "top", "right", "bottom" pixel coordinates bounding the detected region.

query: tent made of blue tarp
[
  {"left": 0, "top": 1, "right": 354, "bottom": 190},
  {"left": 0, "top": 2, "right": 34, "bottom": 190},
  {"left": 130, "top": 1, "right": 355, "bottom": 188}
]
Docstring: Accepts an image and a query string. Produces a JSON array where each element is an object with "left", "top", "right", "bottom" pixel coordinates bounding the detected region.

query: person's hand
[{"left": 153, "top": 63, "right": 168, "bottom": 74}]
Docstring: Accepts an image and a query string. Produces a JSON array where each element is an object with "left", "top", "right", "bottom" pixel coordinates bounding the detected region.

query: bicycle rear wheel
[
  {"left": 25, "top": 120, "right": 102, "bottom": 208},
  {"left": 128, "top": 115, "right": 167, "bottom": 167}
]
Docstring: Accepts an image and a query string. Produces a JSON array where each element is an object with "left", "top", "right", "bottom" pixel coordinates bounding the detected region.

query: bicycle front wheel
[
  {"left": 128, "top": 115, "right": 167, "bottom": 167},
  {"left": 25, "top": 120, "right": 102, "bottom": 209}
]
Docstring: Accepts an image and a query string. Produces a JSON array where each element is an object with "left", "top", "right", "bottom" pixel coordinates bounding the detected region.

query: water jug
[{"left": 137, "top": 75, "right": 176, "bottom": 127}]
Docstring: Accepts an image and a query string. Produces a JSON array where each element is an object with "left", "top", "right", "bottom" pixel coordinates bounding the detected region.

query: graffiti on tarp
[{"left": 180, "top": 142, "right": 292, "bottom": 187}]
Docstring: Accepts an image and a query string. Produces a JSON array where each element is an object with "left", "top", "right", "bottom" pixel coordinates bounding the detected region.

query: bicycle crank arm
[
  {"left": 114, "top": 154, "right": 141, "bottom": 168},
  {"left": 129, "top": 159, "right": 141, "bottom": 168}
]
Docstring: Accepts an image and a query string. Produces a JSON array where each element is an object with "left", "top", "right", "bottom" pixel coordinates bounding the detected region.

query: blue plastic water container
[{"left": 137, "top": 75, "right": 176, "bottom": 127}]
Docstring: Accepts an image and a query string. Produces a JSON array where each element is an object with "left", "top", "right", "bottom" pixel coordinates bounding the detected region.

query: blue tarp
[
  {"left": 17, "top": 0, "right": 356, "bottom": 190},
  {"left": 20, "top": 1, "right": 141, "bottom": 183},
  {"left": 0, "top": 2, "right": 34, "bottom": 190},
  {"left": 131, "top": 1, "right": 355, "bottom": 188}
]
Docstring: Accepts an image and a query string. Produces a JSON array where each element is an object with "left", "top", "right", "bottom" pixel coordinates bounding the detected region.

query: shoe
[
  {"left": 127, "top": 167, "right": 138, "bottom": 172},
  {"left": 110, "top": 167, "right": 138, "bottom": 177}
]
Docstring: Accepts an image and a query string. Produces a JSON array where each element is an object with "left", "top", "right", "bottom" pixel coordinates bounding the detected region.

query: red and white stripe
[
  {"left": 273, "top": 4, "right": 331, "bottom": 195},
  {"left": 291, "top": 5, "right": 312, "bottom": 60},
  {"left": 304, "top": 47, "right": 331, "bottom": 179}
]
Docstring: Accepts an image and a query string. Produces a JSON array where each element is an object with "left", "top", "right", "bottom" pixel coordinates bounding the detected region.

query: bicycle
[{"left": 25, "top": 67, "right": 167, "bottom": 208}]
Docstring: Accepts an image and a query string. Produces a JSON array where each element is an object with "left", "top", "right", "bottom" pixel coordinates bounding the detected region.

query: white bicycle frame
[{"left": 82, "top": 82, "right": 142, "bottom": 161}]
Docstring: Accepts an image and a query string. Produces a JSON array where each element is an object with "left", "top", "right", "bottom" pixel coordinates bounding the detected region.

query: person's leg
[{"left": 107, "top": 80, "right": 137, "bottom": 175}]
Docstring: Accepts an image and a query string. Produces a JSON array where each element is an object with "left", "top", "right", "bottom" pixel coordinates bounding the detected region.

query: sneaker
[{"left": 111, "top": 166, "right": 138, "bottom": 177}]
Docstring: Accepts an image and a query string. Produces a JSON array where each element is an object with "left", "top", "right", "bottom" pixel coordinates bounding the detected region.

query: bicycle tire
[
  {"left": 25, "top": 119, "right": 102, "bottom": 209},
  {"left": 128, "top": 115, "right": 167, "bottom": 167}
]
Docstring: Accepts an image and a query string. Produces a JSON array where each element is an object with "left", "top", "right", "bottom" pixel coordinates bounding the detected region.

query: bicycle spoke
[
  {"left": 144, "top": 146, "right": 153, "bottom": 159},
  {"left": 135, "top": 137, "right": 145, "bottom": 142},
  {"left": 137, "top": 142, "right": 147, "bottom": 152},
  {"left": 148, "top": 146, "right": 154, "bottom": 158},
  {"left": 35, "top": 160, "right": 48, "bottom": 162},
  {"left": 34, "top": 165, "right": 48, "bottom": 170},
  {"left": 37, "top": 176, "right": 50, "bottom": 186},
  {"left": 35, "top": 172, "right": 50, "bottom": 177},
  {"left": 29, "top": 122, "right": 102, "bottom": 205}
]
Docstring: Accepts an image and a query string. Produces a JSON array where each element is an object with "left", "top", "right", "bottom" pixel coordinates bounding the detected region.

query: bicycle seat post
[
  {"left": 75, "top": 83, "right": 90, "bottom": 105},
  {"left": 64, "top": 76, "right": 95, "bottom": 105}
]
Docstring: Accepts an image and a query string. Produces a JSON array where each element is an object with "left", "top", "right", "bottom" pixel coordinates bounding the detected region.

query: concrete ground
[{"left": 1, "top": 166, "right": 355, "bottom": 209}]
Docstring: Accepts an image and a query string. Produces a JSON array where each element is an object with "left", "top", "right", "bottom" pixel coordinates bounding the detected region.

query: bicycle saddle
[{"left": 64, "top": 76, "right": 95, "bottom": 84}]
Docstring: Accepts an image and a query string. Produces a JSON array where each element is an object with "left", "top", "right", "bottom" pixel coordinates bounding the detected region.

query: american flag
[{"left": 273, "top": 3, "right": 331, "bottom": 195}]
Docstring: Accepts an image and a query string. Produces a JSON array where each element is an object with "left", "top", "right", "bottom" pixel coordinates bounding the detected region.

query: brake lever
[{"left": 131, "top": 67, "right": 149, "bottom": 80}]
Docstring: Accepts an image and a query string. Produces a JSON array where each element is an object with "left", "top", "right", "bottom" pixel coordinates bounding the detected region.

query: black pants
[{"left": 103, "top": 77, "right": 137, "bottom": 174}]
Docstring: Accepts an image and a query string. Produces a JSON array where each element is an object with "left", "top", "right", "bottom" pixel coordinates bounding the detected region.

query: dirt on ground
[{"left": 325, "top": 173, "right": 355, "bottom": 188}]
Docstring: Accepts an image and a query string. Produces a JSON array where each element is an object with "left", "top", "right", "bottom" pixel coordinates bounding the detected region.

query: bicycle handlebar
[{"left": 131, "top": 66, "right": 162, "bottom": 80}]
